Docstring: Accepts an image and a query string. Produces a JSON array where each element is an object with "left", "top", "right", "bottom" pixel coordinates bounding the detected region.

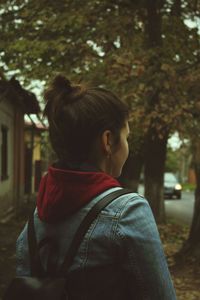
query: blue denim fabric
[{"left": 16, "top": 187, "right": 177, "bottom": 299}]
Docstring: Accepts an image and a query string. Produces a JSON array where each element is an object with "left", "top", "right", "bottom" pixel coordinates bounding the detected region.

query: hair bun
[{"left": 52, "top": 75, "right": 72, "bottom": 92}]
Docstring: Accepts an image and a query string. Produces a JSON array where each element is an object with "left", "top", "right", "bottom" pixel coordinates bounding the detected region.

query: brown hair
[{"left": 44, "top": 75, "right": 129, "bottom": 163}]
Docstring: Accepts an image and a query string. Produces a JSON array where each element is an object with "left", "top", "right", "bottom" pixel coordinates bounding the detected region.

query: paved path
[
  {"left": 138, "top": 185, "right": 195, "bottom": 226},
  {"left": 165, "top": 191, "right": 194, "bottom": 226}
]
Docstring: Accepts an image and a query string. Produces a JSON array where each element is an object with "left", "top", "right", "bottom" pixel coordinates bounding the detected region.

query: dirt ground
[
  {"left": 0, "top": 208, "right": 199, "bottom": 300},
  {"left": 158, "top": 222, "right": 200, "bottom": 300}
]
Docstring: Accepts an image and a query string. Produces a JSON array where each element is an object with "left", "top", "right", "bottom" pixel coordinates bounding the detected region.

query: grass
[{"left": 182, "top": 183, "right": 196, "bottom": 192}]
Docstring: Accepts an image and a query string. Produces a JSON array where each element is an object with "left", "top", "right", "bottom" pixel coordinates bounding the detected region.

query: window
[{"left": 1, "top": 125, "right": 8, "bottom": 181}]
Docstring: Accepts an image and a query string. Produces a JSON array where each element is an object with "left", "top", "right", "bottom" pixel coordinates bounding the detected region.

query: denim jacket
[{"left": 16, "top": 187, "right": 177, "bottom": 299}]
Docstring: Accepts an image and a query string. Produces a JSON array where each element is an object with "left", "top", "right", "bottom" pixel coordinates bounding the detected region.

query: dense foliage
[
  {"left": 1, "top": 0, "right": 200, "bottom": 222},
  {"left": 0, "top": 0, "right": 199, "bottom": 136}
]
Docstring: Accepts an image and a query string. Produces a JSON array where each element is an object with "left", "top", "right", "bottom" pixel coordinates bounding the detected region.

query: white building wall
[{"left": 0, "top": 98, "right": 14, "bottom": 213}]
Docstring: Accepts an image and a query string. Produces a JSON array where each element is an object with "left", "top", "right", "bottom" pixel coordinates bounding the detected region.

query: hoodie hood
[{"left": 37, "top": 166, "right": 121, "bottom": 223}]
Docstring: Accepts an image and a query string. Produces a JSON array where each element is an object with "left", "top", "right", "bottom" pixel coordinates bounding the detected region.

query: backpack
[{"left": 3, "top": 188, "right": 132, "bottom": 300}]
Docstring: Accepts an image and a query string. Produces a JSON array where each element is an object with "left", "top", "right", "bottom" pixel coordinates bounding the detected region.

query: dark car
[{"left": 164, "top": 172, "right": 182, "bottom": 199}]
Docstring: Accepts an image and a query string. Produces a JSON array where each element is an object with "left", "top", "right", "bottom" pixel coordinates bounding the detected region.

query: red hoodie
[{"left": 37, "top": 166, "right": 121, "bottom": 223}]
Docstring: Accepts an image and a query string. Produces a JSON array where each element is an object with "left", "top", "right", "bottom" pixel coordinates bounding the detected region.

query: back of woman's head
[{"left": 44, "top": 75, "right": 129, "bottom": 163}]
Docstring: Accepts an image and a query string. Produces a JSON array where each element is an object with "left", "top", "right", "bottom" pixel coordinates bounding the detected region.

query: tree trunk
[
  {"left": 188, "top": 164, "right": 200, "bottom": 248},
  {"left": 142, "top": 1, "right": 167, "bottom": 223},
  {"left": 145, "top": 0, "right": 163, "bottom": 48},
  {"left": 144, "top": 130, "right": 168, "bottom": 223},
  {"left": 171, "top": 0, "right": 182, "bottom": 17},
  {"left": 119, "top": 151, "right": 143, "bottom": 191},
  {"left": 177, "top": 139, "right": 200, "bottom": 260}
]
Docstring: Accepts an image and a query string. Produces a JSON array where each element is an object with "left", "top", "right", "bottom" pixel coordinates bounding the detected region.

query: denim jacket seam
[
  {"left": 115, "top": 225, "right": 148, "bottom": 300},
  {"left": 80, "top": 217, "right": 99, "bottom": 267},
  {"left": 114, "top": 196, "right": 149, "bottom": 300},
  {"left": 111, "top": 207, "right": 126, "bottom": 237},
  {"left": 111, "top": 194, "right": 142, "bottom": 241},
  {"left": 108, "top": 194, "right": 138, "bottom": 220},
  {"left": 111, "top": 195, "right": 142, "bottom": 227}
]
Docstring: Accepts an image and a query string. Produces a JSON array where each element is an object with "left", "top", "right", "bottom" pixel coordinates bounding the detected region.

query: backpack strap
[
  {"left": 59, "top": 188, "right": 133, "bottom": 275},
  {"left": 28, "top": 188, "right": 133, "bottom": 277}
]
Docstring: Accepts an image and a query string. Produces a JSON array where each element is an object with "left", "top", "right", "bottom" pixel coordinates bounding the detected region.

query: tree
[
  {"left": 176, "top": 61, "right": 200, "bottom": 260},
  {"left": 188, "top": 139, "right": 200, "bottom": 253},
  {"left": 1, "top": 0, "right": 200, "bottom": 222},
  {"left": 174, "top": 138, "right": 200, "bottom": 261}
]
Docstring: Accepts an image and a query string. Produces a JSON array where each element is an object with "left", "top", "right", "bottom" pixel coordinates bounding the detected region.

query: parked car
[{"left": 164, "top": 172, "right": 182, "bottom": 199}]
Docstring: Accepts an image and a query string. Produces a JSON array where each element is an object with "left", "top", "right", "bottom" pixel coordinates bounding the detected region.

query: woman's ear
[{"left": 101, "top": 130, "right": 113, "bottom": 155}]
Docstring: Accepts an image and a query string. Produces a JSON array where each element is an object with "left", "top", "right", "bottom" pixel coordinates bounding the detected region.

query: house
[
  {"left": 0, "top": 76, "right": 40, "bottom": 219},
  {"left": 24, "top": 115, "right": 48, "bottom": 195}
]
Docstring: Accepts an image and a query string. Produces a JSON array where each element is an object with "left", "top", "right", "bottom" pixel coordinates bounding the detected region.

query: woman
[{"left": 16, "top": 75, "right": 176, "bottom": 299}]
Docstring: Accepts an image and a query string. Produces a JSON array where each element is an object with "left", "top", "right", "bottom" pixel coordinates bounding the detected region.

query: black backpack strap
[{"left": 60, "top": 188, "right": 133, "bottom": 275}]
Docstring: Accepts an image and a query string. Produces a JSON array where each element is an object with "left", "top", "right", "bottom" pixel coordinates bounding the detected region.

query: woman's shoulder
[
  {"left": 99, "top": 188, "right": 150, "bottom": 218},
  {"left": 108, "top": 189, "right": 159, "bottom": 241}
]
